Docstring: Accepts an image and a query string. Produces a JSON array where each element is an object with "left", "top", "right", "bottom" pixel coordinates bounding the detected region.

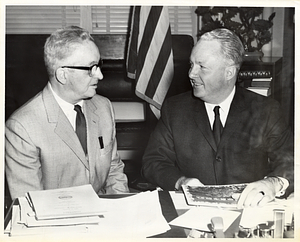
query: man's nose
[
  {"left": 189, "top": 65, "right": 197, "bottom": 78},
  {"left": 95, "top": 67, "right": 104, "bottom": 80}
]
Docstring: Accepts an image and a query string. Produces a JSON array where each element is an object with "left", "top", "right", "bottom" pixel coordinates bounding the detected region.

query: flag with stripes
[{"left": 126, "top": 6, "right": 174, "bottom": 119}]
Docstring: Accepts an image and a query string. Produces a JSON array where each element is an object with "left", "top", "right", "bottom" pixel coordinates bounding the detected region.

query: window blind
[
  {"left": 6, "top": 6, "right": 80, "bottom": 34},
  {"left": 6, "top": 5, "right": 196, "bottom": 37},
  {"left": 168, "top": 6, "right": 195, "bottom": 36},
  {"left": 92, "top": 6, "right": 130, "bottom": 34}
]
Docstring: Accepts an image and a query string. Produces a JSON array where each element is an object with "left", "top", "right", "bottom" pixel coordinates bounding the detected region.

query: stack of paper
[
  {"left": 26, "top": 184, "right": 105, "bottom": 220},
  {"left": 8, "top": 185, "right": 105, "bottom": 237},
  {"left": 7, "top": 185, "right": 170, "bottom": 239},
  {"left": 251, "top": 77, "right": 272, "bottom": 87},
  {"left": 18, "top": 196, "right": 102, "bottom": 227},
  {"left": 247, "top": 86, "right": 271, "bottom": 96},
  {"left": 247, "top": 77, "right": 272, "bottom": 97}
]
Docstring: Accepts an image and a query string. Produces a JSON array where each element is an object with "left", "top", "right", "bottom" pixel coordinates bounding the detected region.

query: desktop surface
[{"left": 4, "top": 190, "right": 186, "bottom": 239}]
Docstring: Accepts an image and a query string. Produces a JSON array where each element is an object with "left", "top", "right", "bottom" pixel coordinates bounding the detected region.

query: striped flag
[{"left": 126, "top": 6, "right": 174, "bottom": 119}]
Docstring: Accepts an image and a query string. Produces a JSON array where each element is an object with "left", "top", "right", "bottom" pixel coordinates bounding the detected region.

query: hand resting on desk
[
  {"left": 233, "top": 177, "right": 283, "bottom": 209},
  {"left": 175, "top": 177, "right": 204, "bottom": 190}
]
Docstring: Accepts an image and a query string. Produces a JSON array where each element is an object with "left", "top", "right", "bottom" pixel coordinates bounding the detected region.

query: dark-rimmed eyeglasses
[{"left": 61, "top": 59, "right": 103, "bottom": 77}]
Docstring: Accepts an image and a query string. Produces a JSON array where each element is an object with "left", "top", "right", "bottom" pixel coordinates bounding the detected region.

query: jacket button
[{"left": 216, "top": 156, "right": 222, "bottom": 162}]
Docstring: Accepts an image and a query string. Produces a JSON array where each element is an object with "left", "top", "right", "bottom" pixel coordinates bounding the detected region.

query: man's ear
[
  {"left": 55, "top": 68, "right": 67, "bottom": 85},
  {"left": 225, "top": 65, "right": 237, "bottom": 81}
]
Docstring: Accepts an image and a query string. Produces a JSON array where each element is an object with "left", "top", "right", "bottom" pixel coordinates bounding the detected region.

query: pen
[{"left": 99, "top": 136, "right": 104, "bottom": 149}]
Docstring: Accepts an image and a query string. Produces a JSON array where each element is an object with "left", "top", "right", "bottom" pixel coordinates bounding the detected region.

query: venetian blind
[
  {"left": 6, "top": 5, "right": 196, "bottom": 37},
  {"left": 169, "top": 6, "right": 195, "bottom": 36},
  {"left": 91, "top": 6, "right": 130, "bottom": 34},
  {"left": 91, "top": 6, "right": 195, "bottom": 36},
  {"left": 6, "top": 6, "right": 81, "bottom": 34}
]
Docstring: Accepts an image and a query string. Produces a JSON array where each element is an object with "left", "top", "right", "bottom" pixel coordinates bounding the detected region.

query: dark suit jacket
[
  {"left": 6, "top": 84, "right": 129, "bottom": 199},
  {"left": 142, "top": 87, "right": 294, "bottom": 193}
]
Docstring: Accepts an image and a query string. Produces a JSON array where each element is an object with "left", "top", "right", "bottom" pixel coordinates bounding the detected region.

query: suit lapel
[
  {"left": 191, "top": 87, "right": 247, "bottom": 152},
  {"left": 192, "top": 98, "right": 217, "bottom": 152},
  {"left": 218, "top": 87, "right": 247, "bottom": 150},
  {"left": 84, "top": 100, "right": 99, "bottom": 179},
  {"left": 42, "top": 85, "right": 89, "bottom": 170}
]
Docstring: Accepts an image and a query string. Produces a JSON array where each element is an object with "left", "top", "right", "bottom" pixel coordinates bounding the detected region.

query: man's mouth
[{"left": 191, "top": 80, "right": 203, "bottom": 87}]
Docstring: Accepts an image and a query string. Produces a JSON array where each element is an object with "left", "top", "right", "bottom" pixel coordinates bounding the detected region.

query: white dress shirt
[
  {"left": 48, "top": 82, "right": 84, "bottom": 131},
  {"left": 205, "top": 86, "right": 236, "bottom": 129}
]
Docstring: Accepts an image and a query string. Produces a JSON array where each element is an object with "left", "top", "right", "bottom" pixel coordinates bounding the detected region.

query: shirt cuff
[
  {"left": 265, "top": 176, "right": 289, "bottom": 197},
  {"left": 175, "top": 176, "right": 186, "bottom": 190},
  {"left": 276, "top": 177, "right": 289, "bottom": 197}
]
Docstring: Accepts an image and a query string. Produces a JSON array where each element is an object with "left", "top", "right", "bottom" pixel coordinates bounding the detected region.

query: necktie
[
  {"left": 74, "top": 105, "right": 87, "bottom": 154},
  {"left": 213, "top": 106, "right": 223, "bottom": 145}
]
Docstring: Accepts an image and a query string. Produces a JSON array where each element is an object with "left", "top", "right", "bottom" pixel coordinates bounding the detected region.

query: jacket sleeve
[
  {"left": 101, "top": 101, "right": 129, "bottom": 194},
  {"left": 5, "top": 119, "right": 43, "bottom": 199},
  {"left": 263, "top": 101, "right": 294, "bottom": 195},
  {"left": 141, "top": 101, "right": 184, "bottom": 190}
]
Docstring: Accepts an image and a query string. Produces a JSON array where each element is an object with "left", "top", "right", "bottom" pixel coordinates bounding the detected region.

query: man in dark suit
[
  {"left": 142, "top": 28, "right": 293, "bottom": 208},
  {"left": 6, "top": 26, "right": 129, "bottom": 199}
]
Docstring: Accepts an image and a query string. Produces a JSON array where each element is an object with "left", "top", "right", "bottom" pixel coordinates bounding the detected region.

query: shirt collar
[
  {"left": 48, "top": 82, "right": 84, "bottom": 112},
  {"left": 205, "top": 86, "right": 236, "bottom": 112}
]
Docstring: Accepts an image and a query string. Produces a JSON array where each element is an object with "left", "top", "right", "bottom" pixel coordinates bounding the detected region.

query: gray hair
[
  {"left": 199, "top": 28, "right": 244, "bottom": 69},
  {"left": 44, "top": 26, "right": 94, "bottom": 78}
]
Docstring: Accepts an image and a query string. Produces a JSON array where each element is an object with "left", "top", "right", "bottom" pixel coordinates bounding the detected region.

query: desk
[
  {"left": 170, "top": 191, "right": 294, "bottom": 239},
  {"left": 5, "top": 191, "right": 294, "bottom": 239},
  {"left": 4, "top": 191, "right": 186, "bottom": 238}
]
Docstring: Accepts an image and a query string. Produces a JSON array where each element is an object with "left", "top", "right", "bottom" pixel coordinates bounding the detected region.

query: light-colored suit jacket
[{"left": 6, "top": 84, "right": 129, "bottom": 199}]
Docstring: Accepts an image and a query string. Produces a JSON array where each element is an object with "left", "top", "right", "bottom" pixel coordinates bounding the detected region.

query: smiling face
[
  {"left": 58, "top": 40, "right": 103, "bottom": 104},
  {"left": 189, "top": 39, "right": 235, "bottom": 104}
]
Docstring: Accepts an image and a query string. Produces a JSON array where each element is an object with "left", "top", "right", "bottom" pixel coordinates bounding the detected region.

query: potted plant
[{"left": 195, "top": 7, "right": 276, "bottom": 60}]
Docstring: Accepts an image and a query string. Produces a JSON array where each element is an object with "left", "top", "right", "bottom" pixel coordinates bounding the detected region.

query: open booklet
[{"left": 182, "top": 184, "right": 246, "bottom": 208}]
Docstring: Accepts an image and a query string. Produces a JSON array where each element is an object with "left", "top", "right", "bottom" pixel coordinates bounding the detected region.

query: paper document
[
  {"left": 240, "top": 197, "right": 294, "bottom": 228},
  {"left": 9, "top": 205, "right": 93, "bottom": 237},
  {"left": 27, "top": 184, "right": 105, "bottom": 220},
  {"left": 169, "top": 191, "right": 191, "bottom": 210},
  {"left": 18, "top": 197, "right": 102, "bottom": 227},
  {"left": 169, "top": 206, "right": 241, "bottom": 232},
  {"left": 8, "top": 189, "right": 170, "bottom": 239},
  {"left": 92, "top": 190, "right": 171, "bottom": 237}
]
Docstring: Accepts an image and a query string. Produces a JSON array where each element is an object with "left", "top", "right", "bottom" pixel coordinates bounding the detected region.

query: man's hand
[
  {"left": 182, "top": 178, "right": 204, "bottom": 186},
  {"left": 233, "top": 177, "right": 283, "bottom": 209},
  {"left": 175, "top": 176, "right": 204, "bottom": 190}
]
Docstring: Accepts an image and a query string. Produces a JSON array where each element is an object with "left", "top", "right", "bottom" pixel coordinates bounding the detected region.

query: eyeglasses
[{"left": 61, "top": 59, "right": 103, "bottom": 77}]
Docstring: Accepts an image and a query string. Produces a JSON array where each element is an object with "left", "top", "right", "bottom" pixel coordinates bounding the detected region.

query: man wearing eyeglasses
[{"left": 5, "top": 26, "right": 129, "bottom": 199}]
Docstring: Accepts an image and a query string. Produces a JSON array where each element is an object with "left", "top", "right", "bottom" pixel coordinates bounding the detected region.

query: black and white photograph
[{"left": 1, "top": 1, "right": 298, "bottom": 241}]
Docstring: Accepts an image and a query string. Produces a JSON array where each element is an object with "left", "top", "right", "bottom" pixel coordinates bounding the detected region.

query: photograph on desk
[{"left": 182, "top": 184, "right": 246, "bottom": 208}]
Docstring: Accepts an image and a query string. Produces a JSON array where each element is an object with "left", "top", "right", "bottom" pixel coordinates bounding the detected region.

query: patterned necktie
[
  {"left": 213, "top": 106, "right": 223, "bottom": 145},
  {"left": 74, "top": 105, "right": 87, "bottom": 154}
]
